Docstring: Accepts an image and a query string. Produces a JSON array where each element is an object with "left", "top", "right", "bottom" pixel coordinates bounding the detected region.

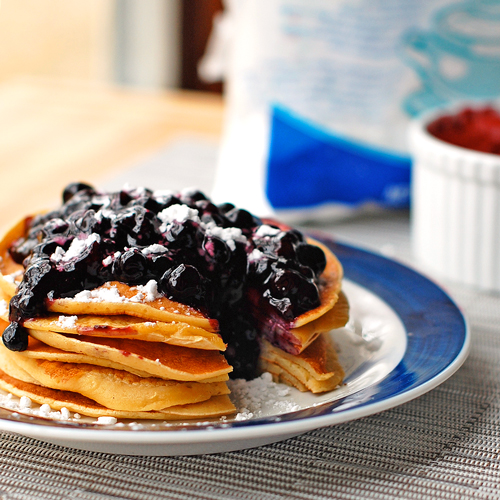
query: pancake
[
  {"left": 259, "top": 335, "right": 344, "bottom": 393},
  {"left": 19, "top": 336, "right": 166, "bottom": 378},
  {"left": 24, "top": 313, "right": 225, "bottom": 350},
  {"left": 0, "top": 342, "right": 230, "bottom": 412},
  {"left": 0, "top": 368, "right": 235, "bottom": 420},
  {"left": 47, "top": 281, "right": 217, "bottom": 332},
  {"left": 27, "top": 328, "right": 231, "bottom": 382}
]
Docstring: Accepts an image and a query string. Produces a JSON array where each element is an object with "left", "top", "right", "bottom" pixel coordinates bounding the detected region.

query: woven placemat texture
[{"left": 0, "top": 142, "right": 498, "bottom": 499}]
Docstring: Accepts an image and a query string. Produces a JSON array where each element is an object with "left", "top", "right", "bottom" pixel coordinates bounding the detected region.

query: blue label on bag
[{"left": 265, "top": 106, "right": 411, "bottom": 210}]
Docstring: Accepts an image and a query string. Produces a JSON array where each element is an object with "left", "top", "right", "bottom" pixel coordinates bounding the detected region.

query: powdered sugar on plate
[
  {"left": 0, "top": 392, "right": 80, "bottom": 422},
  {"left": 228, "top": 372, "right": 301, "bottom": 420}
]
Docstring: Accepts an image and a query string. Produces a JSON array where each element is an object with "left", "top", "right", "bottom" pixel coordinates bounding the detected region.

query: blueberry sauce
[{"left": 3, "top": 183, "right": 326, "bottom": 379}]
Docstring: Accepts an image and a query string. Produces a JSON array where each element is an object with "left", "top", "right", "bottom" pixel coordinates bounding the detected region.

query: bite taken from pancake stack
[{"left": 0, "top": 183, "right": 348, "bottom": 421}]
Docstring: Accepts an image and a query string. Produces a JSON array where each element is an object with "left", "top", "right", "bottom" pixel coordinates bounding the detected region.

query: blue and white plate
[{"left": 0, "top": 237, "right": 469, "bottom": 456}]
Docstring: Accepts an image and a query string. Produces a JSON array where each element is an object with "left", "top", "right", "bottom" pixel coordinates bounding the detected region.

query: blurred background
[{"left": 0, "top": 0, "right": 222, "bottom": 92}]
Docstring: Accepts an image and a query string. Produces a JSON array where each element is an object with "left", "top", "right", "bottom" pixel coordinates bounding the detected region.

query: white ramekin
[{"left": 409, "top": 106, "right": 500, "bottom": 291}]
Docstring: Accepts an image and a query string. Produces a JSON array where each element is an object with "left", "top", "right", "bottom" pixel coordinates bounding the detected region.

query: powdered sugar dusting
[
  {"left": 130, "top": 280, "right": 161, "bottom": 302},
  {"left": 72, "top": 281, "right": 161, "bottom": 304},
  {"left": 0, "top": 392, "right": 79, "bottom": 421},
  {"left": 57, "top": 315, "right": 78, "bottom": 329},
  {"left": 141, "top": 244, "right": 168, "bottom": 256},
  {"left": 255, "top": 224, "right": 281, "bottom": 237},
  {"left": 248, "top": 248, "right": 265, "bottom": 262},
  {"left": 73, "top": 286, "right": 125, "bottom": 303},
  {"left": 228, "top": 372, "right": 300, "bottom": 420},
  {"left": 51, "top": 233, "right": 100, "bottom": 264},
  {"left": 97, "top": 416, "right": 117, "bottom": 425},
  {"left": 158, "top": 204, "right": 200, "bottom": 225},
  {"left": 102, "top": 255, "right": 113, "bottom": 266},
  {"left": 203, "top": 222, "right": 247, "bottom": 251}
]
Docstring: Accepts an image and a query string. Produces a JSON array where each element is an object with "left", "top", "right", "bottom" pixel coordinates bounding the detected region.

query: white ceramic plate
[{"left": 0, "top": 239, "right": 469, "bottom": 456}]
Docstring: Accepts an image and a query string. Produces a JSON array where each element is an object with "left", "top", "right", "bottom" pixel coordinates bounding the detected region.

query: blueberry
[
  {"left": 225, "top": 208, "right": 260, "bottom": 230},
  {"left": 30, "top": 240, "right": 59, "bottom": 260},
  {"left": 155, "top": 194, "right": 182, "bottom": 211},
  {"left": 286, "top": 229, "right": 305, "bottom": 243},
  {"left": 113, "top": 248, "right": 148, "bottom": 284},
  {"left": 9, "top": 237, "right": 38, "bottom": 264},
  {"left": 142, "top": 197, "right": 163, "bottom": 213},
  {"left": 218, "top": 202, "right": 235, "bottom": 214},
  {"left": 269, "top": 268, "right": 320, "bottom": 317},
  {"left": 109, "top": 207, "right": 160, "bottom": 247},
  {"left": 128, "top": 208, "right": 161, "bottom": 246},
  {"left": 74, "top": 210, "right": 98, "bottom": 234},
  {"left": 117, "top": 190, "right": 132, "bottom": 206},
  {"left": 180, "top": 190, "right": 208, "bottom": 205},
  {"left": 2, "top": 322, "right": 29, "bottom": 351},
  {"left": 159, "top": 264, "right": 205, "bottom": 304},
  {"left": 295, "top": 243, "right": 327, "bottom": 276},
  {"left": 248, "top": 255, "right": 276, "bottom": 284},
  {"left": 275, "top": 232, "right": 296, "bottom": 259},
  {"left": 148, "top": 252, "right": 174, "bottom": 278},
  {"left": 62, "top": 197, "right": 92, "bottom": 219},
  {"left": 164, "top": 220, "right": 199, "bottom": 249},
  {"left": 62, "top": 182, "right": 95, "bottom": 203},
  {"left": 254, "top": 237, "right": 279, "bottom": 257}
]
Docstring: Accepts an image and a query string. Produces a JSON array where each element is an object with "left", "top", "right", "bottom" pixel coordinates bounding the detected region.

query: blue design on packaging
[
  {"left": 401, "top": 0, "right": 500, "bottom": 116},
  {"left": 266, "top": 107, "right": 411, "bottom": 210}
]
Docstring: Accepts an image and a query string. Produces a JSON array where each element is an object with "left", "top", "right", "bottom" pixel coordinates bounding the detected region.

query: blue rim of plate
[{"left": 0, "top": 235, "right": 470, "bottom": 443}]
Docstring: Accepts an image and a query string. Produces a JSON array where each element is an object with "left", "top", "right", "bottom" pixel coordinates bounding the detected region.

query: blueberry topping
[{"left": 3, "top": 183, "right": 329, "bottom": 379}]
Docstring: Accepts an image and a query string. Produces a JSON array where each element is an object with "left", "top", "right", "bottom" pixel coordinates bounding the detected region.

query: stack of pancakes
[
  {"left": 0, "top": 216, "right": 347, "bottom": 421},
  {"left": 0, "top": 219, "right": 234, "bottom": 420}
]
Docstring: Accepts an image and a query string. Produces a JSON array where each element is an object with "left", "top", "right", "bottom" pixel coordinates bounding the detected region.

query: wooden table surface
[{"left": 0, "top": 77, "right": 224, "bottom": 231}]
